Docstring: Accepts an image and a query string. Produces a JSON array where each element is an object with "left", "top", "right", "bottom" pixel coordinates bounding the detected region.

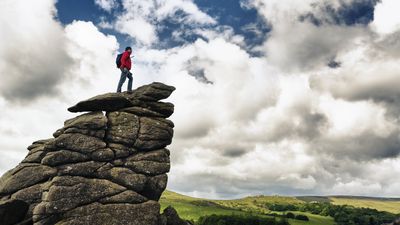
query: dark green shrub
[
  {"left": 295, "top": 214, "right": 309, "bottom": 221},
  {"left": 285, "top": 212, "right": 295, "bottom": 219},
  {"left": 197, "top": 214, "right": 290, "bottom": 225}
]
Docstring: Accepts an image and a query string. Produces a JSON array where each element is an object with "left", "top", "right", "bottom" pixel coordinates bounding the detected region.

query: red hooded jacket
[{"left": 120, "top": 51, "right": 132, "bottom": 70}]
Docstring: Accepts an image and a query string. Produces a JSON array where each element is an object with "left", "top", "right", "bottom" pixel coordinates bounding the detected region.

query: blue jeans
[{"left": 117, "top": 68, "right": 133, "bottom": 92}]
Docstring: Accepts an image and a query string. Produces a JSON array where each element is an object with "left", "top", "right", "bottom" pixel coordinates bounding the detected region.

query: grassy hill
[
  {"left": 297, "top": 195, "right": 400, "bottom": 214},
  {"left": 160, "top": 190, "right": 400, "bottom": 225},
  {"left": 330, "top": 196, "right": 400, "bottom": 214},
  {"left": 159, "top": 191, "right": 336, "bottom": 225}
]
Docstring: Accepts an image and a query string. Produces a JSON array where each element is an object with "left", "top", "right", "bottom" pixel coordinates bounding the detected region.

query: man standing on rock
[{"left": 117, "top": 47, "right": 133, "bottom": 93}]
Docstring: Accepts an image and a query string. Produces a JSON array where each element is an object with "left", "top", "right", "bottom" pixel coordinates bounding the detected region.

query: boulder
[
  {"left": 41, "top": 150, "right": 89, "bottom": 166},
  {"left": 122, "top": 106, "right": 165, "bottom": 117},
  {"left": 106, "top": 111, "right": 140, "bottom": 146},
  {"left": 50, "top": 133, "right": 107, "bottom": 154},
  {"left": 161, "top": 206, "right": 193, "bottom": 225},
  {"left": 0, "top": 82, "right": 178, "bottom": 225},
  {"left": 135, "top": 117, "right": 174, "bottom": 151},
  {"left": 96, "top": 167, "right": 148, "bottom": 192},
  {"left": 127, "top": 82, "right": 176, "bottom": 102},
  {"left": 68, "top": 82, "right": 175, "bottom": 113},
  {"left": 68, "top": 93, "right": 133, "bottom": 113},
  {"left": 98, "top": 190, "right": 147, "bottom": 204},
  {"left": 0, "top": 165, "right": 57, "bottom": 195},
  {"left": 51, "top": 201, "right": 161, "bottom": 225},
  {"left": 33, "top": 176, "right": 127, "bottom": 215},
  {"left": 64, "top": 111, "right": 107, "bottom": 130},
  {"left": 0, "top": 199, "right": 30, "bottom": 225}
]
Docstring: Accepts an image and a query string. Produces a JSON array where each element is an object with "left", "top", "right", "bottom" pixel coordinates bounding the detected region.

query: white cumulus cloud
[
  {"left": 95, "top": 0, "right": 118, "bottom": 12},
  {"left": 1, "top": 0, "right": 400, "bottom": 199},
  {"left": 371, "top": 0, "right": 400, "bottom": 35}
]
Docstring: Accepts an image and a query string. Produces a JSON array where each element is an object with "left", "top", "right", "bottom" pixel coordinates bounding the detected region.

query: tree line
[
  {"left": 197, "top": 214, "right": 290, "bottom": 225},
  {"left": 266, "top": 202, "right": 399, "bottom": 225}
]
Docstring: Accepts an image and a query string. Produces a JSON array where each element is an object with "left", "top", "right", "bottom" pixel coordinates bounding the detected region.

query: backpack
[{"left": 116, "top": 53, "right": 123, "bottom": 68}]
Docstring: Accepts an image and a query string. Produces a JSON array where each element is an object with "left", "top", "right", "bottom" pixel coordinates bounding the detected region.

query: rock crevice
[{"left": 0, "top": 82, "right": 189, "bottom": 225}]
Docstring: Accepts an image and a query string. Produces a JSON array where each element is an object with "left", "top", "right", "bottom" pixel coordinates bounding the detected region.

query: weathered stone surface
[
  {"left": 161, "top": 206, "right": 192, "bottom": 225},
  {"left": 41, "top": 150, "right": 89, "bottom": 166},
  {"left": 11, "top": 183, "right": 45, "bottom": 204},
  {"left": 125, "top": 160, "right": 170, "bottom": 176},
  {"left": 68, "top": 82, "right": 175, "bottom": 113},
  {"left": 106, "top": 111, "right": 140, "bottom": 146},
  {"left": 63, "top": 127, "right": 106, "bottom": 139},
  {"left": 28, "top": 145, "right": 47, "bottom": 155},
  {"left": 122, "top": 106, "right": 165, "bottom": 117},
  {"left": 53, "top": 112, "right": 107, "bottom": 139},
  {"left": 10, "top": 183, "right": 46, "bottom": 221},
  {"left": 50, "top": 133, "right": 106, "bottom": 154},
  {"left": 22, "top": 148, "right": 47, "bottom": 163},
  {"left": 108, "top": 143, "right": 137, "bottom": 159},
  {"left": 142, "top": 174, "right": 168, "bottom": 201},
  {"left": 0, "top": 165, "right": 57, "bottom": 195},
  {"left": 0, "top": 199, "right": 30, "bottom": 225},
  {"left": 27, "top": 139, "right": 53, "bottom": 150},
  {"left": 33, "top": 139, "right": 54, "bottom": 145},
  {"left": 68, "top": 93, "right": 133, "bottom": 113},
  {"left": 34, "top": 176, "right": 126, "bottom": 215},
  {"left": 91, "top": 148, "right": 115, "bottom": 161},
  {"left": 98, "top": 190, "right": 147, "bottom": 204},
  {"left": 64, "top": 111, "right": 107, "bottom": 130},
  {"left": 127, "top": 82, "right": 176, "bottom": 102},
  {"left": 55, "top": 201, "right": 161, "bottom": 225},
  {"left": 138, "top": 101, "right": 175, "bottom": 118},
  {"left": 58, "top": 161, "right": 107, "bottom": 176},
  {"left": 135, "top": 117, "right": 174, "bottom": 151},
  {"left": 27, "top": 143, "right": 42, "bottom": 151},
  {"left": 0, "top": 82, "right": 177, "bottom": 225},
  {"left": 127, "top": 149, "right": 170, "bottom": 163},
  {"left": 96, "top": 167, "right": 147, "bottom": 192}
]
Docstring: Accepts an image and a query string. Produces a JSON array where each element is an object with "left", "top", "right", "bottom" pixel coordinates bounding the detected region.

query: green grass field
[
  {"left": 329, "top": 197, "right": 400, "bottom": 214},
  {"left": 160, "top": 190, "right": 400, "bottom": 225},
  {"left": 160, "top": 190, "right": 336, "bottom": 225}
]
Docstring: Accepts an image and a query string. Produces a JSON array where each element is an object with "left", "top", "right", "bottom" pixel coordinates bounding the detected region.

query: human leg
[
  {"left": 117, "top": 69, "right": 128, "bottom": 92},
  {"left": 127, "top": 72, "right": 133, "bottom": 92}
]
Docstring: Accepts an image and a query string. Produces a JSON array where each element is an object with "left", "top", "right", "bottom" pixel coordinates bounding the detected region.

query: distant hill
[
  {"left": 160, "top": 190, "right": 335, "bottom": 225},
  {"left": 160, "top": 190, "right": 400, "bottom": 224},
  {"left": 296, "top": 195, "right": 400, "bottom": 214},
  {"left": 329, "top": 196, "right": 400, "bottom": 214}
]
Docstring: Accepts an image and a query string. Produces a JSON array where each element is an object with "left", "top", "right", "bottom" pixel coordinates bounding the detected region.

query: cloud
[
  {"left": 242, "top": 0, "right": 374, "bottom": 72},
  {"left": 168, "top": 142, "right": 319, "bottom": 198},
  {"left": 298, "top": 0, "right": 378, "bottom": 26},
  {"left": 371, "top": 0, "right": 400, "bottom": 34},
  {"left": 1, "top": 0, "right": 400, "bottom": 199},
  {"left": 113, "top": 0, "right": 216, "bottom": 45},
  {"left": 309, "top": 30, "right": 400, "bottom": 115},
  {"left": 115, "top": 16, "right": 158, "bottom": 45},
  {"left": 0, "top": 18, "right": 123, "bottom": 189},
  {"left": 94, "top": 0, "right": 118, "bottom": 12},
  {"left": 160, "top": 0, "right": 400, "bottom": 197},
  {"left": 64, "top": 20, "right": 119, "bottom": 82},
  {"left": 0, "top": 0, "right": 73, "bottom": 103},
  {"left": 265, "top": 23, "right": 366, "bottom": 71}
]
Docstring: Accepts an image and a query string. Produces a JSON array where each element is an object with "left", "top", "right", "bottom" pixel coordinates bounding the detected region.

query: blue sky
[
  {"left": 56, "top": 0, "right": 377, "bottom": 53},
  {"left": 56, "top": 0, "right": 270, "bottom": 53},
  {"left": 1, "top": 0, "right": 400, "bottom": 199}
]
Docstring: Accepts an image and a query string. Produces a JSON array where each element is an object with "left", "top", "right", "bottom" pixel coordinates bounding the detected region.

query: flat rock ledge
[{"left": 0, "top": 82, "right": 190, "bottom": 225}]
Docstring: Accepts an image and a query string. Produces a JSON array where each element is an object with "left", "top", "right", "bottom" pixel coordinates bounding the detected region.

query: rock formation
[{"left": 0, "top": 82, "right": 189, "bottom": 225}]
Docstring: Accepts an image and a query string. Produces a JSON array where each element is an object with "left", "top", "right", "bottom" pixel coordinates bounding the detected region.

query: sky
[{"left": 0, "top": 0, "right": 400, "bottom": 199}]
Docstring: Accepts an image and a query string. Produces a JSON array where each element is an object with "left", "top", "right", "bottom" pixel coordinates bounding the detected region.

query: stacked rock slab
[{"left": 0, "top": 82, "right": 184, "bottom": 225}]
